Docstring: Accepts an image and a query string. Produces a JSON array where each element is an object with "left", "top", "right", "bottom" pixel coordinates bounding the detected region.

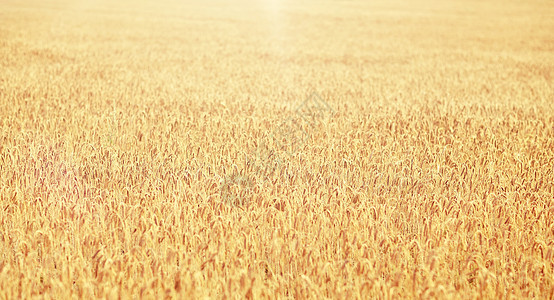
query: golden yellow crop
[{"left": 1, "top": 0, "right": 553, "bottom": 298}]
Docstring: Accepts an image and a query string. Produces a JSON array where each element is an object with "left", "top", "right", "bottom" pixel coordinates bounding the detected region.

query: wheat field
[{"left": 1, "top": 0, "right": 553, "bottom": 298}]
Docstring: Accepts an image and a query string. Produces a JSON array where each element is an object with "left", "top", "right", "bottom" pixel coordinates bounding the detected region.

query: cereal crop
[{"left": 1, "top": 0, "right": 553, "bottom": 298}]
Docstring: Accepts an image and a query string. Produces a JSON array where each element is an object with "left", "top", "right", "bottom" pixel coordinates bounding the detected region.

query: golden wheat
[{"left": 1, "top": 0, "right": 553, "bottom": 298}]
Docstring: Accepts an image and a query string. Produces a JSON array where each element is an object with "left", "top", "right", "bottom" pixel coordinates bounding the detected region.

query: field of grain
[{"left": 1, "top": 0, "right": 553, "bottom": 298}]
